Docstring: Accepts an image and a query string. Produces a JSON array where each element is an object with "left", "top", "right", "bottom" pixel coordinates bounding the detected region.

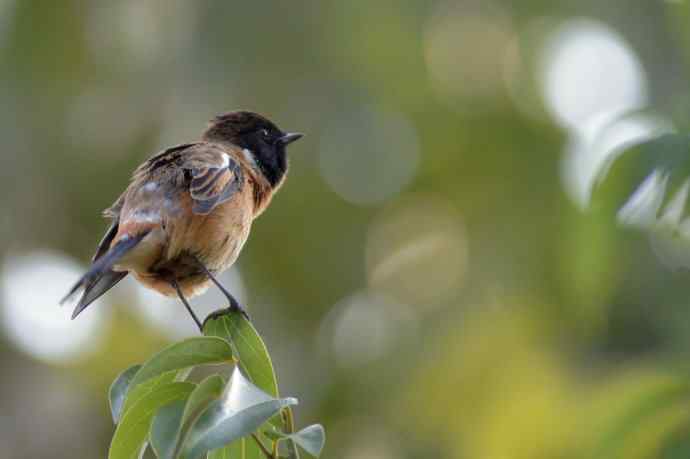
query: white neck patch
[{"left": 242, "top": 148, "right": 259, "bottom": 170}]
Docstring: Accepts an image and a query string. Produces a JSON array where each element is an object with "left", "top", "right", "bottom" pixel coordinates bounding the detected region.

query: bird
[{"left": 61, "top": 111, "right": 303, "bottom": 330}]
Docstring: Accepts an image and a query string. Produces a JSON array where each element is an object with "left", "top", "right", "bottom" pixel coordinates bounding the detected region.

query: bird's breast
[{"left": 164, "top": 189, "right": 254, "bottom": 272}]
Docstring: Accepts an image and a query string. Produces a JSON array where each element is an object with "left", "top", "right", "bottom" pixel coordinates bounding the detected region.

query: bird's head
[{"left": 202, "top": 111, "right": 303, "bottom": 187}]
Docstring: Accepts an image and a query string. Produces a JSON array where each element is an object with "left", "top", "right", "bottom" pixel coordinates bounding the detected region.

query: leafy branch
[{"left": 107, "top": 308, "right": 325, "bottom": 459}]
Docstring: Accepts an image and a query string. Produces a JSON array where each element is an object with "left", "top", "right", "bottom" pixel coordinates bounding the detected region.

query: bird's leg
[
  {"left": 172, "top": 278, "right": 203, "bottom": 332},
  {"left": 194, "top": 259, "right": 250, "bottom": 321}
]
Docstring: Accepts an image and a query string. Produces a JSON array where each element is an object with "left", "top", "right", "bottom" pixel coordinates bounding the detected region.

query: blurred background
[{"left": 3, "top": 1, "right": 690, "bottom": 458}]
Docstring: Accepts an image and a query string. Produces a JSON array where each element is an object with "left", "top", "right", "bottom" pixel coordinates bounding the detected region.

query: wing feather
[{"left": 184, "top": 148, "right": 244, "bottom": 215}]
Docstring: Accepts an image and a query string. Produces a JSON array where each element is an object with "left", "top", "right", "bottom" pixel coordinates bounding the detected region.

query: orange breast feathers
[{"left": 110, "top": 172, "right": 256, "bottom": 278}]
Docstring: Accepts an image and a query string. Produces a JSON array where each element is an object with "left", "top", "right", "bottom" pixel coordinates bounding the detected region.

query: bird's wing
[
  {"left": 180, "top": 144, "right": 245, "bottom": 215},
  {"left": 138, "top": 142, "right": 198, "bottom": 173},
  {"left": 61, "top": 218, "right": 134, "bottom": 318},
  {"left": 62, "top": 229, "right": 148, "bottom": 319},
  {"left": 63, "top": 143, "right": 204, "bottom": 317},
  {"left": 92, "top": 219, "right": 119, "bottom": 261}
]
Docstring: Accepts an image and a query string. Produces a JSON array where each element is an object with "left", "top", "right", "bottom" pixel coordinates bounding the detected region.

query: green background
[{"left": 2, "top": 1, "right": 690, "bottom": 458}]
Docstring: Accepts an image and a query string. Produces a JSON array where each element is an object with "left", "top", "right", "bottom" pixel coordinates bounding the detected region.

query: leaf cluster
[{"left": 107, "top": 309, "right": 325, "bottom": 459}]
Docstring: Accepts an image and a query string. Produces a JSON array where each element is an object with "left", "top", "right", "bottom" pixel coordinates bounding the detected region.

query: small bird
[{"left": 61, "top": 111, "right": 302, "bottom": 330}]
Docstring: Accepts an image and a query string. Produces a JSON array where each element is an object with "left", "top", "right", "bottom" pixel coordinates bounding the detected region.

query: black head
[{"left": 202, "top": 111, "right": 303, "bottom": 187}]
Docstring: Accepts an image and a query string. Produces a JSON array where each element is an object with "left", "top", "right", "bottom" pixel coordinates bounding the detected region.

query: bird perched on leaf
[{"left": 61, "top": 111, "right": 303, "bottom": 330}]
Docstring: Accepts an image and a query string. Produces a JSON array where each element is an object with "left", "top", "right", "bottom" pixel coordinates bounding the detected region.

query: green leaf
[
  {"left": 265, "top": 425, "right": 326, "bottom": 457},
  {"left": 181, "top": 366, "right": 298, "bottom": 459},
  {"left": 181, "top": 375, "right": 226, "bottom": 429},
  {"left": 203, "top": 310, "right": 278, "bottom": 396},
  {"left": 291, "top": 425, "right": 325, "bottom": 457},
  {"left": 150, "top": 399, "right": 186, "bottom": 459},
  {"left": 109, "top": 382, "right": 195, "bottom": 459},
  {"left": 208, "top": 438, "right": 264, "bottom": 459},
  {"left": 184, "top": 399, "right": 294, "bottom": 459},
  {"left": 592, "top": 133, "right": 690, "bottom": 230},
  {"left": 110, "top": 364, "right": 141, "bottom": 424},
  {"left": 121, "top": 370, "right": 180, "bottom": 418},
  {"left": 128, "top": 337, "right": 233, "bottom": 390},
  {"left": 204, "top": 309, "right": 301, "bottom": 458},
  {"left": 153, "top": 374, "right": 227, "bottom": 459},
  {"left": 119, "top": 337, "right": 231, "bottom": 421}
]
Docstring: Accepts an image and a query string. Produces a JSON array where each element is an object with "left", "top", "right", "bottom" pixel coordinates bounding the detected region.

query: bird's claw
[
  {"left": 202, "top": 302, "right": 251, "bottom": 331},
  {"left": 228, "top": 299, "right": 251, "bottom": 321}
]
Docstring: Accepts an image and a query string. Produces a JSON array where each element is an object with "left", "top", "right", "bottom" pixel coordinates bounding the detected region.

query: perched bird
[{"left": 61, "top": 111, "right": 303, "bottom": 330}]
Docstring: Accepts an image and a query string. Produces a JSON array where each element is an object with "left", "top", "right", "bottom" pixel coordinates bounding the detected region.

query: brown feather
[
  {"left": 67, "top": 111, "right": 300, "bottom": 312},
  {"left": 97, "top": 141, "right": 269, "bottom": 299}
]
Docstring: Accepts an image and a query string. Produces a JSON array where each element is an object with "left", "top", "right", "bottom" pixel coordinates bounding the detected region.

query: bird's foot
[
  {"left": 191, "top": 258, "right": 251, "bottom": 323},
  {"left": 229, "top": 299, "right": 251, "bottom": 321},
  {"left": 202, "top": 301, "right": 251, "bottom": 331}
]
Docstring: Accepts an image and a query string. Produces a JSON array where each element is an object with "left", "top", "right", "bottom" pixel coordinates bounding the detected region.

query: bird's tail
[{"left": 61, "top": 231, "right": 149, "bottom": 319}]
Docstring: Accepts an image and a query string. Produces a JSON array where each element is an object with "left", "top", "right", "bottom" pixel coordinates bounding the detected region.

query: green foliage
[
  {"left": 591, "top": 132, "right": 690, "bottom": 270},
  {"left": 109, "top": 365, "right": 141, "bottom": 424},
  {"left": 107, "top": 309, "right": 325, "bottom": 459},
  {"left": 203, "top": 312, "right": 278, "bottom": 397},
  {"left": 111, "top": 382, "right": 196, "bottom": 459},
  {"left": 592, "top": 133, "right": 690, "bottom": 226},
  {"left": 127, "top": 337, "right": 234, "bottom": 389},
  {"left": 180, "top": 367, "right": 298, "bottom": 459},
  {"left": 264, "top": 425, "right": 326, "bottom": 458}
]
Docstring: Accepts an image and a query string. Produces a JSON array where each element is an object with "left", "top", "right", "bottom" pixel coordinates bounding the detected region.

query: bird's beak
[{"left": 278, "top": 132, "right": 304, "bottom": 145}]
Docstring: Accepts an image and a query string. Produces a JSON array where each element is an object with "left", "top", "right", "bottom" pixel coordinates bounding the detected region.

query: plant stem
[
  {"left": 282, "top": 409, "right": 299, "bottom": 459},
  {"left": 284, "top": 408, "right": 296, "bottom": 433},
  {"left": 252, "top": 433, "right": 274, "bottom": 459}
]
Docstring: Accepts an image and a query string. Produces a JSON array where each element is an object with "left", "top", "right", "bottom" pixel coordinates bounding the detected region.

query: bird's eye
[{"left": 261, "top": 129, "right": 269, "bottom": 138}]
